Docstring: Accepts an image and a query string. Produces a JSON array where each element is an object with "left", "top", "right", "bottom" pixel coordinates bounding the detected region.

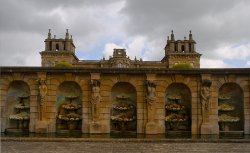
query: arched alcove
[
  {"left": 56, "top": 81, "right": 82, "bottom": 133},
  {"left": 218, "top": 83, "right": 244, "bottom": 133},
  {"left": 6, "top": 81, "right": 30, "bottom": 132},
  {"left": 165, "top": 83, "right": 191, "bottom": 133},
  {"left": 110, "top": 82, "right": 137, "bottom": 133}
]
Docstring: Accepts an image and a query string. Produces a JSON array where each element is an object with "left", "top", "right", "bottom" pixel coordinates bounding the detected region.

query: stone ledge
[
  {"left": 1, "top": 136, "right": 250, "bottom": 143},
  {"left": 1, "top": 67, "right": 250, "bottom": 75}
]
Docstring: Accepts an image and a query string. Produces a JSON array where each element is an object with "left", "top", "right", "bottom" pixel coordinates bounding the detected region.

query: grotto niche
[
  {"left": 6, "top": 81, "right": 30, "bottom": 133},
  {"left": 165, "top": 83, "right": 191, "bottom": 134},
  {"left": 110, "top": 82, "right": 137, "bottom": 134},
  {"left": 56, "top": 81, "right": 82, "bottom": 133},
  {"left": 218, "top": 83, "right": 244, "bottom": 134}
]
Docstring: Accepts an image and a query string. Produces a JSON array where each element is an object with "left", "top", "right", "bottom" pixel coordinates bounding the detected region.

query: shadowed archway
[
  {"left": 165, "top": 83, "right": 191, "bottom": 133},
  {"left": 56, "top": 81, "right": 82, "bottom": 133},
  {"left": 110, "top": 82, "right": 137, "bottom": 134},
  {"left": 218, "top": 83, "right": 244, "bottom": 133},
  {"left": 6, "top": 81, "right": 30, "bottom": 133}
]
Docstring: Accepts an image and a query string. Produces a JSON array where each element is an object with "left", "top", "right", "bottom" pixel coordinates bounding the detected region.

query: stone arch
[
  {"left": 5, "top": 80, "right": 30, "bottom": 132},
  {"left": 218, "top": 83, "right": 244, "bottom": 132},
  {"left": 110, "top": 82, "right": 137, "bottom": 133},
  {"left": 56, "top": 81, "right": 83, "bottom": 133},
  {"left": 165, "top": 83, "right": 192, "bottom": 133}
]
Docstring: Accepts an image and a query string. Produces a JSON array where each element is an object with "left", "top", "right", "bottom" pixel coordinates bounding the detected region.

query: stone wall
[{"left": 1, "top": 67, "right": 250, "bottom": 135}]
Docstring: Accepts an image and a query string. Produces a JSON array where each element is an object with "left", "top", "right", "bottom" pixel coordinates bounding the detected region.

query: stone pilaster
[
  {"left": 35, "top": 72, "right": 50, "bottom": 133},
  {"left": 145, "top": 74, "right": 162, "bottom": 134},
  {"left": 200, "top": 74, "right": 219, "bottom": 134},
  {"left": 89, "top": 73, "right": 105, "bottom": 133}
]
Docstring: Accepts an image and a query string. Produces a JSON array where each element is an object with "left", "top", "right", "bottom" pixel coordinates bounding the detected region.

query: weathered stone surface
[
  {"left": 35, "top": 120, "right": 49, "bottom": 133},
  {"left": 3, "top": 141, "right": 250, "bottom": 153},
  {"left": 1, "top": 44, "right": 250, "bottom": 135}
]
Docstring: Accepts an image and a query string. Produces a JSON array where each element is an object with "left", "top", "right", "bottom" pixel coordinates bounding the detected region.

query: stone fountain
[
  {"left": 8, "top": 93, "right": 30, "bottom": 133},
  {"left": 218, "top": 95, "right": 240, "bottom": 132},
  {"left": 165, "top": 94, "right": 189, "bottom": 132},
  {"left": 57, "top": 94, "right": 82, "bottom": 133},
  {"left": 111, "top": 95, "right": 136, "bottom": 132}
]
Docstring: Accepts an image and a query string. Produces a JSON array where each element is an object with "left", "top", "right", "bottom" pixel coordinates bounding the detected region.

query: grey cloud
[
  {"left": 0, "top": 0, "right": 121, "bottom": 66},
  {"left": 1, "top": 0, "right": 250, "bottom": 67},
  {"left": 0, "top": 0, "right": 62, "bottom": 33},
  {"left": 0, "top": 32, "right": 42, "bottom": 66},
  {"left": 25, "top": 0, "right": 117, "bottom": 10},
  {"left": 121, "top": 0, "right": 250, "bottom": 59},
  {"left": 0, "top": 0, "right": 117, "bottom": 33}
]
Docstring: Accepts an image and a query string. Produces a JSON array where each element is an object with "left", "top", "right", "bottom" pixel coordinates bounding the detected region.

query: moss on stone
[
  {"left": 55, "top": 62, "right": 73, "bottom": 68},
  {"left": 172, "top": 63, "right": 193, "bottom": 69}
]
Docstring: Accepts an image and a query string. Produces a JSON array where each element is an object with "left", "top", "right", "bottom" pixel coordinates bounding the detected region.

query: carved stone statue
[
  {"left": 38, "top": 79, "right": 47, "bottom": 120},
  {"left": 146, "top": 80, "right": 157, "bottom": 123},
  {"left": 90, "top": 80, "right": 101, "bottom": 122},
  {"left": 200, "top": 80, "right": 212, "bottom": 123},
  {"left": 38, "top": 79, "right": 47, "bottom": 105},
  {"left": 146, "top": 80, "right": 156, "bottom": 107}
]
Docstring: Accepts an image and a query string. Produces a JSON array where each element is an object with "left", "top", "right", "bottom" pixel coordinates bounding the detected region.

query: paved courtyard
[{"left": 1, "top": 141, "right": 250, "bottom": 153}]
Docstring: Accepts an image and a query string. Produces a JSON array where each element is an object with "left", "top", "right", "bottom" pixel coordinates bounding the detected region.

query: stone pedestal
[
  {"left": 200, "top": 122, "right": 219, "bottom": 135},
  {"left": 90, "top": 122, "right": 101, "bottom": 133},
  {"left": 35, "top": 120, "right": 49, "bottom": 133},
  {"left": 90, "top": 120, "right": 107, "bottom": 133},
  {"left": 145, "top": 121, "right": 161, "bottom": 134}
]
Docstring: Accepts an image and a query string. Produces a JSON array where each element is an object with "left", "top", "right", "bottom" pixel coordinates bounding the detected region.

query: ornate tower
[
  {"left": 109, "top": 49, "right": 131, "bottom": 68},
  {"left": 40, "top": 29, "right": 78, "bottom": 67},
  {"left": 162, "top": 30, "right": 201, "bottom": 68}
]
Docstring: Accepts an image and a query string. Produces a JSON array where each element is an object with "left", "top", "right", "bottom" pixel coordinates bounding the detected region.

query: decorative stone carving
[
  {"left": 146, "top": 80, "right": 156, "bottom": 107},
  {"left": 146, "top": 80, "right": 156, "bottom": 123},
  {"left": 38, "top": 79, "right": 47, "bottom": 106},
  {"left": 37, "top": 77, "right": 47, "bottom": 121},
  {"left": 90, "top": 79, "right": 101, "bottom": 122},
  {"left": 200, "top": 79, "right": 212, "bottom": 123}
]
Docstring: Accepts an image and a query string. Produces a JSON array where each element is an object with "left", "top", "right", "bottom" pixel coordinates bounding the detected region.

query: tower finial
[
  {"left": 65, "top": 29, "right": 69, "bottom": 39},
  {"left": 189, "top": 30, "right": 193, "bottom": 40},
  {"left": 48, "top": 29, "right": 51, "bottom": 39},
  {"left": 171, "top": 30, "right": 175, "bottom": 41}
]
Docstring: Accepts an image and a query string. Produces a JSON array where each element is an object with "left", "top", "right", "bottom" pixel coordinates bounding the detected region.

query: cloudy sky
[{"left": 1, "top": 0, "right": 250, "bottom": 68}]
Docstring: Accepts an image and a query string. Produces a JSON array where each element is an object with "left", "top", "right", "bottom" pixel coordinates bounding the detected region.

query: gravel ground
[{"left": 1, "top": 141, "right": 250, "bottom": 153}]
